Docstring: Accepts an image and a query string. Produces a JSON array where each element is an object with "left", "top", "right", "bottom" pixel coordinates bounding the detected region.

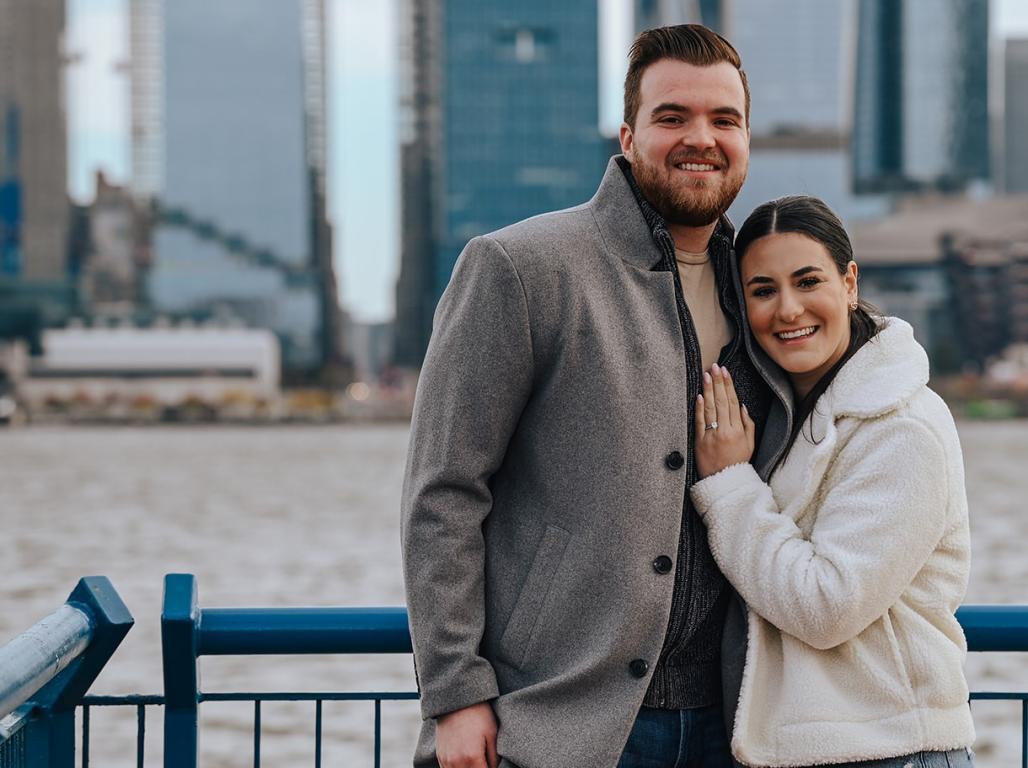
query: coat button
[
  {"left": 665, "top": 451, "right": 685, "bottom": 470},
  {"left": 629, "top": 659, "right": 649, "bottom": 678},
  {"left": 652, "top": 555, "right": 673, "bottom": 574}
]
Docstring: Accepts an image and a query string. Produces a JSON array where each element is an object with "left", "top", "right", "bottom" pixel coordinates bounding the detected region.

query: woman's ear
[{"left": 844, "top": 260, "right": 859, "bottom": 304}]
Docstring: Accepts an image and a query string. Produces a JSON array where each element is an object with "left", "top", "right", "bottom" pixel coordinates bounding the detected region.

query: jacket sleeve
[
  {"left": 400, "top": 235, "right": 535, "bottom": 719},
  {"left": 690, "top": 415, "right": 954, "bottom": 650}
]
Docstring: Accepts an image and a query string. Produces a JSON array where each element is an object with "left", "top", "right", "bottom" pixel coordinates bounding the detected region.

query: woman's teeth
[{"left": 776, "top": 326, "right": 817, "bottom": 340}]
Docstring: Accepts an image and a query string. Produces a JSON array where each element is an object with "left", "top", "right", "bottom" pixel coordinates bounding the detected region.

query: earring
[{"left": 849, "top": 299, "right": 858, "bottom": 310}]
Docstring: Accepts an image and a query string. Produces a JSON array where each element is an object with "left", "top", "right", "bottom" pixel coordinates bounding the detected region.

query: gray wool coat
[{"left": 401, "top": 157, "right": 792, "bottom": 768}]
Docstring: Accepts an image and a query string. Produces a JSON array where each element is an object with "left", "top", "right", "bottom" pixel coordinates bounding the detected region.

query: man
[{"left": 402, "top": 24, "right": 791, "bottom": 768}]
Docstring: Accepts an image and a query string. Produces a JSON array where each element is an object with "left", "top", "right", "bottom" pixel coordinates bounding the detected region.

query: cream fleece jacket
[{"left": 691, "top": 319, "right": 975, "bottom": 767}]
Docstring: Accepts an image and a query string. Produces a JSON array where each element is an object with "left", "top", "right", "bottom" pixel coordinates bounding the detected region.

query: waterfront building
[
  {"left": 852, "top": 0, "right": 990, "bottom": 193},
  {"left": 20, "top": 323, "right": 280, "bottom": 413},
  {"left": 850, "top": 195, "right": 1028, "bottom": 370},
  {"left": 137, "top": 0, "right": 341, "bottom": 377},
  {"left": 0, "top": 0, "right": 69, "bottom": 282},
  {"left": 393, "top": 0, "right": 607, "bottom": 368},
  {"left": 1004, "top": 39, "right": 1028, "bottom": 194}
]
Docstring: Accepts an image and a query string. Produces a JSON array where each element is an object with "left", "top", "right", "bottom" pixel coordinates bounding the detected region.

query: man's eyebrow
[
  {"left": 745, "top": 265, "right": 825, "bottom": 286},
  {"left": 649, "top": 103, "right": 744, "bottom": 121}
]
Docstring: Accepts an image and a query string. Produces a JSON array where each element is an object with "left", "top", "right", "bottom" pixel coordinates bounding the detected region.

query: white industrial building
[{"left": 20, "top": 325, "right": 280, "bottom": 410}]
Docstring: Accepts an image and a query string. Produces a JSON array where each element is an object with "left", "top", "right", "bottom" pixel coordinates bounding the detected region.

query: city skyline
[{"left": 67, "top": 0, "right": 1028, "bottom": 324}]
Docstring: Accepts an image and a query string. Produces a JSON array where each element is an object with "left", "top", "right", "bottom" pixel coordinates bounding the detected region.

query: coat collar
[
  {"left": 823, "top": 318, "right": 929, "bottom": 420},
  {"left": 587, "top": 155, "right": 735, "bottom": 272}
]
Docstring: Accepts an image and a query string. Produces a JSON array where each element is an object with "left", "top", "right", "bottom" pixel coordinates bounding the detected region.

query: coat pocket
[{"left": 497, "top": 524, "right": 571, "bottom": 669}]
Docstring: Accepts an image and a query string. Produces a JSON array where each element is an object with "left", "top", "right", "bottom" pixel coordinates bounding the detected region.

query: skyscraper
[
  {"left": 394, "top": 0, "right": 606, "bottom": 367},
  {"left": 0, "top": 0, "right": 69, "bottom": 281},
  {"left": 1004, "top": 39, "right": 1028, "bottom": 194},
  {"left": 634, "top": 0, "right": 888, "bottom": 224},
  {"left": 852, "top": 0, "right": 989, "bottom": 193},
  {"left": 718, "top": 0, "right": 890, "bottom": 223},
  {"left": 138, "top": 0, "right": 340, "bottom": 376}
]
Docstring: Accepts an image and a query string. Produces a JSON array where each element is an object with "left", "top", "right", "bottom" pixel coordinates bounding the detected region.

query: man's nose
[{"left": 679, "top": 120, "right": 716, "bottom": 149}]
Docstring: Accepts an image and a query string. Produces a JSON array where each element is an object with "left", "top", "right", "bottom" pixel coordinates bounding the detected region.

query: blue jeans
[
  {"left": 803, "top": 748, "right": 975, "bottom": 767},
  {"left": 617, "top": 705, "right": 733, "bottom": 768}
]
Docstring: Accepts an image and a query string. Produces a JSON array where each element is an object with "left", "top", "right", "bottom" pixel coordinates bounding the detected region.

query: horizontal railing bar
[
  {"left": 0, "top": 604, "right": 93, "bottom": 720},
  {"left": 0, "top": 705, "right": 32, "bottom": 741},
  {"left": 958, "top": 605, "right": 1028, "bottom": 652},
  {"left": 73, "top": 690, "right": 1028, "bottom": 705},
  {"left": 186, "top": 605, "right": 1026, "bottom": 657},
  {"left": 197, "top": 607, "right": 412, "bottom": 655},
  {"left": 200, "top": 691, "right": 419, "bottom": 702},
  {"left": 82, "top": 694, "right": 166, "bottom": 706}
]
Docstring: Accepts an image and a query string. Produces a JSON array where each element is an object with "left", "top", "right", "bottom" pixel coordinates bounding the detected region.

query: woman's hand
[{"left": 695, "top": 363, "right": 755, "bottom": 479}]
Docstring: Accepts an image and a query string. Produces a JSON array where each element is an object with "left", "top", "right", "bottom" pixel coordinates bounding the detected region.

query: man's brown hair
[{"left": 623, "top": 24, "right": 750, "bottom": 128}]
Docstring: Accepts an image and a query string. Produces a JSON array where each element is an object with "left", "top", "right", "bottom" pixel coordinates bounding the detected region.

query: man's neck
[{"left": 668, "top": 221, "right": 717, "bottom": 253}]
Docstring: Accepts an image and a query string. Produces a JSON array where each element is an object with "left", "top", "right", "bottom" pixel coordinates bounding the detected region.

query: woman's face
[{"left": 740, "top": 232, "right": 858, "bottom": 399}]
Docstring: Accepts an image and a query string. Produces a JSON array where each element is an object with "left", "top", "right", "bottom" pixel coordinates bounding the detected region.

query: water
[{"left": 1, "top": 422, "right": 1026, "bottom": 766}]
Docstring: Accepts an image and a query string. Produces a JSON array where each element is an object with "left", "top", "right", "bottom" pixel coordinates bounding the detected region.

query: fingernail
[
  {"left": 697, "top": 394, "right": 703, "bottom": 402},
  {"left": 703, "top": 372, "right": 711, "bottom": 384},
  {"left": 712, "top": 363, "right": 720, "bottom": 373}
]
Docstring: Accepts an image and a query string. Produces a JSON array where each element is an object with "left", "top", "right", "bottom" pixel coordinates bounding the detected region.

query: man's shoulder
[{"left": 484, "top": 200, "right": 597, "bottom": 256}]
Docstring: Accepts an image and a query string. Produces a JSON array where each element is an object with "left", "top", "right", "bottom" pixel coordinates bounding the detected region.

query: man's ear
[{"left": 619, "top": 122, "right": 634, "bottom": 159}]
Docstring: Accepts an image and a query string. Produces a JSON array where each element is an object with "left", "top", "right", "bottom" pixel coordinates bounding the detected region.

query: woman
[{"left": 691, "top": 196, "right": 976, "bottom": 767}]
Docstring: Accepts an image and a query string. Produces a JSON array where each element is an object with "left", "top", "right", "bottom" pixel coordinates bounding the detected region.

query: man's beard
[{"left": 631, "top": 149, "right": 745, "bottom": 228}]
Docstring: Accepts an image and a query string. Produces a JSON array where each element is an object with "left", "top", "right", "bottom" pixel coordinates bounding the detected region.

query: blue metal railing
[
  {"left": 958, "top": 605, "right": 1028, "bottom": 765},
  {"left": 161, "top": 573, "right": 416, "bottom": 768},
  {"left": 4, "top": 577, "right": 1028, "bottom": 767},
  {"left": 0, "top": 577, "right": 133, "bottom": 768}
]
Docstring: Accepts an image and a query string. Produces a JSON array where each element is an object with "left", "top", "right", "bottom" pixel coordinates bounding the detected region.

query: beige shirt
[{"left": 675, "top": 247, "right": 733, "bottom": 372}]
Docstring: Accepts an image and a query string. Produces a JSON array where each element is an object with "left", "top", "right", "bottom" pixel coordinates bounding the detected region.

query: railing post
[
  {"left": 162, "top": 574, "right": 200, "bottom": 768},
  {"left": 22, "top": 577, "right": 133, "bottom": 768}
]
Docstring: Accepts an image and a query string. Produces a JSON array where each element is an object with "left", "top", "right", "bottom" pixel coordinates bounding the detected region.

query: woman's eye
[
  {"left": 751, "top": 287, "right": 774, "bottom": 298},
  {"left": 798, "top": 277, "right": 822, "bottom": 289}
]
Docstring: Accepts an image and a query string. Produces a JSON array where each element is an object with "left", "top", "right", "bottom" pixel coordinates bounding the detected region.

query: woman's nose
[{"left": 776, "top": 292, "right": 803, "bottom": 322}]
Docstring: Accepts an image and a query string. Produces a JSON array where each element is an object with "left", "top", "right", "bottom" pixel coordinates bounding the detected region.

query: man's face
[{"left": 620, "top": 59, "right": 749, "bottom": 228}]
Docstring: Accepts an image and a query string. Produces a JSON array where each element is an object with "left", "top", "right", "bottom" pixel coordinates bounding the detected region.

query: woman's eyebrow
[{"left": 745, "top": 265, "right": 825, "bottom": 286}]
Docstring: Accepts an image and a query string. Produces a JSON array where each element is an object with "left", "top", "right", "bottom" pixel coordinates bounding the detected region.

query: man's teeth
[
  {"left": 777, "top": 327, "right": 817, "bottom": 340},
  {"left": 675, "top": 162, "right": 716, "bottom": 171}
]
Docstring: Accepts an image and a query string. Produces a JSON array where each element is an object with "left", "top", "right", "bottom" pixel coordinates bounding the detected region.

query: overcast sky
[{"left": 66, "top": 0, "right": 1028, "bottom": 324}]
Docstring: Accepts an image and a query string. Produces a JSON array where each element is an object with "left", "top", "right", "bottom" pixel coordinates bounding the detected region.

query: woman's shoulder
[{"left": 827, "top": 317, "right": 929, "bottom": 420}]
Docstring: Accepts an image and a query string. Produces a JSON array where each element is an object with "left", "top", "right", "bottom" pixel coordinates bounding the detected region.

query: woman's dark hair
[{"left": 735, "top": 195, "right": 882, "bottom": 465}]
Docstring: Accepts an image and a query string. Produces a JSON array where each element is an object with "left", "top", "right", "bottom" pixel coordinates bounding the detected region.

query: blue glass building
[{"left": 394, "top": 0, "right": 607, "bottom": 367}]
